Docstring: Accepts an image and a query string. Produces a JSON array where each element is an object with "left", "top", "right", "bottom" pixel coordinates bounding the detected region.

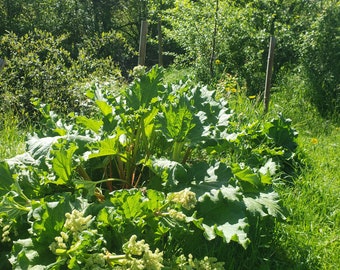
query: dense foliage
[
  {"left": 0, "top": 29, "right": 124, "bottom": 121},
  {"left": 0, "top": 67, "right": 300, "bottom": 268},
  {"left": 301, "top": 2, "right": 340, "bottom": 116},
  {"left": 0, "top": 0, "right": 338, "bottom": 116}
]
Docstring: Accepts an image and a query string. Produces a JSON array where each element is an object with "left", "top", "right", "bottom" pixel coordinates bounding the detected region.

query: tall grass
[
  {"left": 0, "top": 111, "right": 27, "bottom": 161},
  {"left": 265, "top": 72, "right": 339, "bottom": 269}
]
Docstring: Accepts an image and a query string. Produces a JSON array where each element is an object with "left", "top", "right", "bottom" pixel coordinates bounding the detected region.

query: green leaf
[
  {"left": 143, "top": 107, "right": 159, "bottom": 139},
  {"left": 27, "top": 133, "right": 94, "bottom": 161},
  {"left": 31, "top": 194, "right": 84, "bottom": 246},
  {"left": 76, "top": 116, "right": 103, "bottom": 133},
  {"left": 110, "top": 189, "right": 143, "bottom": 218},
  {"left": 9, "top": 238, "right": 39, "bottom": 269},
  {"left": 189, "top": 162, "right": 234, "bottom": 197},
  {"left": 149, "top": 157, "right": 187, "bottom": 187},
  {"left": 9, "top": 238, "right": 65, "bottom": 269},
  {"left": 265, "top": 115, "right": 298, "bottom": 151},
  {"left": 96, "top": 100, "right": 114, "bottom": 117},
  {"left": 145, "top": 189, "right": 165, "bottom": 210},
  {"left": 0, "top": 195, "right": 31, "bottom": 220},
  {"left": 0, "top": 162, "right": 13, "bottom": 195},
  {"left": 232, "top": 163, "right": 262, "bottom": 189},
  {"left": 215, "top": 218, "right": 250, "bottom": 248},
  {"left": 244, "top": 192, "right": 286, "bottom": 219},
  {"left": 5, "top": 152, "right": 39, "bottom": 167},
  {"left": 27, "top": 134, "right": 60, "bottom": 160},
  {"left": 125, "top": 66, "right": 164, "bottom": 110},
  {"left": 196, "top": 190, "right": 250, "bottom": 248},
  {"left": 159, "top": 97, "right": 196, "bottom": 142},
  {"left": 88, "top": 136, "right": 121, "bottom": 159},
  {"left": 51, "top": 143, "right": 78, "bottom": 184}
]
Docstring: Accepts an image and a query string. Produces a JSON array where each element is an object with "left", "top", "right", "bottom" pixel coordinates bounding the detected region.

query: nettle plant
[{"left": 0, "top": 66, "right": 297, "bottom": 269}]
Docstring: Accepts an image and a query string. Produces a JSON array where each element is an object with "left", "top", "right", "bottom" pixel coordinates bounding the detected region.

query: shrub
[
  {"left": 301, "top": 2, "right": 340, "bottom": 116},
  {"left": 0, "top": 29, "right": 122, "bottom": 123}
]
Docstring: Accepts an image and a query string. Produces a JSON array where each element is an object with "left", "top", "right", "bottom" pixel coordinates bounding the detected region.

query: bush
[
  {"left": 301, "top": 2, "right": 340, "bottom": 116},
  {"left": 0, "top": 29, "right": 122, "bottom": 123},
  {"left": 163, "top": 0, "right": 314, "bottom": 94}
]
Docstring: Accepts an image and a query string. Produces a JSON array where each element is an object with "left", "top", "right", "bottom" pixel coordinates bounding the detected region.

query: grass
[
  {"left": 274, "top": 124, "right": 340, "bottom": 269},
  {"left": 261, "top": 72, "right": 339, "bottom": 269},
  {"left": 0, "top": 111, "right": 27, "bottom": 161}
]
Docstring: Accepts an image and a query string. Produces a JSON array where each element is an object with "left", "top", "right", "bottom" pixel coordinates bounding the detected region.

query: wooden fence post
[
  {"left": 138, "top": 20, "right": 148, "bottom": 66},
  {"left": 264, "top": 36, "right": 276, "bottom": 114}
]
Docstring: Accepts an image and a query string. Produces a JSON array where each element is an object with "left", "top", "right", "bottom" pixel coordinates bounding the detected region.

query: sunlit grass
[
  {"left": 269, "top": 72, "right": 340, "bottom": 269},
  {"left": 0, "top": 111, "right": 27, "bottom": 161},
  {"left": 275, "top": 125, "right": 340, "bottom": 269}
]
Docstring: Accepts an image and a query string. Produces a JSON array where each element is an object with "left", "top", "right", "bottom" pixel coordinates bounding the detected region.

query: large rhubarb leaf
[{"left": 188, "top": 161, "right": 283, "bottom": 248}]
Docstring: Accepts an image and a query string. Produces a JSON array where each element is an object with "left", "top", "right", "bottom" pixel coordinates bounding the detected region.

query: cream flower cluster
[
  {"left": 167, "top": 188, "right": 197, "bottom": 210},
  {"left": 49, "top": 231, "right": 69, "bottom": 254},
  {"left": 83, "top": 253, "right": 106, "bottom": 270},
  {"left": 168, "top": 209, "right": 187, "bottom": 221},
  {"left": 176, "top": 254, "right": 225, "bottom": 270},
  {"left": 64, "top": 209, "right": 92, "bottom": 234},
  {"left": 1, "top": 224, "right": 11, "bottom": 243},
  {"left": 132, "top": 65, "right": 146, "bottom": 78},
  {"left": 119, "top": 235, "right": 164, "bottom": 270}
]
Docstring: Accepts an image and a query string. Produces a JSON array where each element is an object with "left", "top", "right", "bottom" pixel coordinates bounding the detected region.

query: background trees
[{"left": 0, "top": 0, "right": 339, "bottom": 117}]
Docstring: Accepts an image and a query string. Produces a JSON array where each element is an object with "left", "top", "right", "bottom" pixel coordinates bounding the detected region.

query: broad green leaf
[
  {"left": 265, "top": 115, "right": 298, "bottom": 151},
  {"left": 123, "top": 193, "right": 144, "bottom": 218},
  {"left": 110, "top": 189, "right": 144, "bottom": 218},
  {"left": 258, "top": 159, "right": 277, "bottom": 184},
  {"left": 125, "top": 66, "right": 164, "bottom": 110},
  {"left": 9, "top": 238, "right": 39, "bottom": 269},
  {"left": 96, "top": 100, "right": 114, "bottom": 117},
  {"left": 232, "top": 163, "right": 261, "bottom": 188},
  {"left": 189, "top": 162, "right": 234, "bottom": 197},
  {"left": 206, "top": 185, "right": 243, "bottom": 203},
  {"left": 0, "top": 162, "right": 13, "bottom": 195},
  {"left": 5, "top": 152, "right": 39, "bottom": 167},
  {"left": 195, "top": 189, "right": 250, "bottom": 248},
  {"left": 143, "top": 107, "right": 159, "bottom": 139},
  {"left": 27, "top": 134, "right": 94, "bottom": 161},
  {"left": 73, "top": 179, "right": 97, "bottom": 195},
  {"left": 27, "top": 134, "right": 60, "bottom": 159},
  {"left": 51, "top": 143, "right": 78, "bottom": 184},
  {"left": 149, "top": 157, "right": 187, "bottom": 187},
  {"left": 145, "top": 189, "right": 165, "bottom": 210},
  {"left": 76, "top": 116, "right": 103, "bottom": 133},
  {"left": 215, "top": 218, "right": 250, "bottom": 248},
  {"left": 31, "top": 194, "right": 77, "bottom": 245},
  {"left": 0, "top": 195, "right": 31, "bottom": 220},
  {"left": 88, "top": 136, "right": 120, "bottom": 159},
  {"left": 160, "top": 101, "right": 195, "bottom": 142},
  {"left": 244, "top": 192, "right": 286, "bottom": 219},
  {"left": 9, "top": 238, "right": 65, "bottom": 269}
]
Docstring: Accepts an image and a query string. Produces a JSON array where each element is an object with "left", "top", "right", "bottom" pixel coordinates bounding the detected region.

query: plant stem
[{"left": 172, "top": 141, "right": 184, "bottom": 162}]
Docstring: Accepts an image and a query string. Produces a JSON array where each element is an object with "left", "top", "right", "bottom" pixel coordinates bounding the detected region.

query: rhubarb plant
[{"left": 0, "top": 66, "right": 298, "bottom": 268}]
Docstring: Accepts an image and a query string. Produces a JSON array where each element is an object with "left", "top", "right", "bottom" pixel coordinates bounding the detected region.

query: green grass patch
[{"left": 0, "top": 111, "right": 27, "bottom": 161}]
